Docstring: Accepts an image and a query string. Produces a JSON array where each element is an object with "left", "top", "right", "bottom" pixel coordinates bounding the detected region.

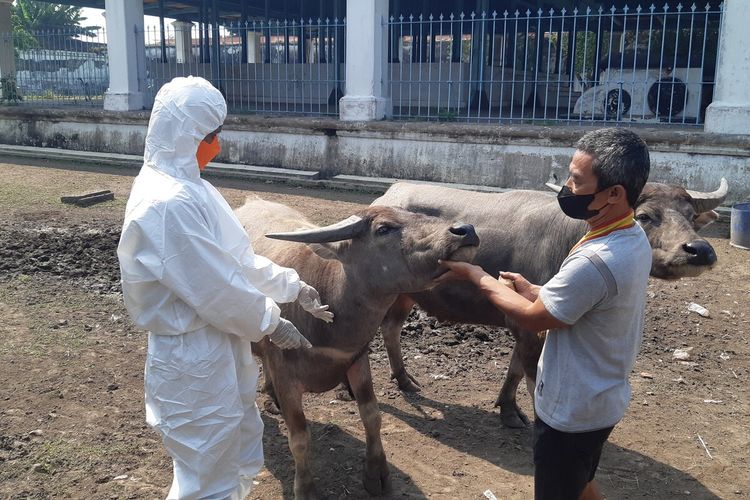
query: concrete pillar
[
  {"left": 0, "top": 0, "right": 15, "bottom": 80},
  {"left": 245, "top": 32, "right": 262, "bottom": 63},
  {"left": 172, "top": 21, "right": 193, "bottom": 63},
  {"left": 340, "top": 0, "right": 391, "bottom": 120},
  {"left": 705, "top": 0, "right": 750, "bottom": 134},
  {"left": 104, "top": 0, "right": 146, "bottom": 110}
]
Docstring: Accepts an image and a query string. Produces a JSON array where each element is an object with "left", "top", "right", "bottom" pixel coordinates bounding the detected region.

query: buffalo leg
[
  {"left": 518, "top": 330, "right": 543, "bottom": 385},
  {"left": 347, "top": 352, "right": 390, "bottom": 495},
  {"left": 259, "top": 369, "right": 283, "bottom": 414},
  {"left": 381, "top": 295, "right": 420, "bottom": 391},
  {"left": 520, "top": 331, "right": 544, "bottom": 399},
  {"left": 494, "top": 330, "right": 545, "bottom": 428},
  {"left": 494, "top": 342, "right": 530, "bottom": 428},
  {"left": 275, "top": 382, "right": 317, "bottom": 499}
]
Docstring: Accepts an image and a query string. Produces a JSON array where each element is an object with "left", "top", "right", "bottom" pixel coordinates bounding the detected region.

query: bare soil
[{"left": 0, "top": 159, "right": 747, "bottom": 500}]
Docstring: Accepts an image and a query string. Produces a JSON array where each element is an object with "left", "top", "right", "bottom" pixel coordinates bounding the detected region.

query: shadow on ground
[
  {"left": 381, "top": 393, "right": 721, "bottom": 499},
  {"left": 261, "top": 414, "right": 429, "bottom": 499}
]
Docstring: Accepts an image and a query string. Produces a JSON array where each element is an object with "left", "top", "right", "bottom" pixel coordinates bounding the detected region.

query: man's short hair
[{"left": 575, "top": 128, "right": 650, "bottom": 207}]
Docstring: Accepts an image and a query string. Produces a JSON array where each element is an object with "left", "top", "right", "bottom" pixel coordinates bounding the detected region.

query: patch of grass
[
  {"left": 0, "top": 276, "right": 109, "bottom": 357},
  {"left": 0, "top": 438, "right": 143, "bottom": 480},
  {"left": 0, "top": 182, "right": 54, "bottom": 209},
  {"left": 0, "top": 181, "right": 125, "bottom": 213},
  {"left": 437, "top": 110, "right": 458, "bottom": 122},
  {"left": 0, "top": 165, "right": 129, "bottom": 215}
]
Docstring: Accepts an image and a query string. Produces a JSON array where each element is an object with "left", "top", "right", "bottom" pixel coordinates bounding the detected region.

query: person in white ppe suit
[{"left": 117, "top": 76, "right": 333, "bottom": 500}]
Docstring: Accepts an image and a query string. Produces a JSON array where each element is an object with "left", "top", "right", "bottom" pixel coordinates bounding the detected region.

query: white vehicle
[{"left": 573, "top": 66, "right": 704, "bottom": 122}]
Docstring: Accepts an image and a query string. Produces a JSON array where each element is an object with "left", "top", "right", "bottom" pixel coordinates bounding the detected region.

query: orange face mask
[{"left": 196, "top": 137, "right": 221, "bottom": 171}]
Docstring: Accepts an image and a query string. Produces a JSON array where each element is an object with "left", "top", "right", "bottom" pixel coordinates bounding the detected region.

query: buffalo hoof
[
  {"left": 499, "top": 403, "right": 530, "bottom": 429},
  {"left": 362, "top": 461, "right": 391, "bottom": 496},
  {"left": 293, "top": 486, "right": 319, "bottom": 500},
  {"left": 294, "top": 474, "right": 319, "bottom": 500},
  {"left": 262, "top": 398, "right": 281, "bottom": 415},
  {"left": 394, "top": 369, "right": 422, "bottom": 393},
  {"left": 334, "top": 382, "right": 355, "bottom": 401}
]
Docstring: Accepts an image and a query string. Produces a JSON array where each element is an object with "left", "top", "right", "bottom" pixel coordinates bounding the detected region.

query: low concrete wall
[{"left": 0, "top": 106, "right": 748, "bottom": 203}]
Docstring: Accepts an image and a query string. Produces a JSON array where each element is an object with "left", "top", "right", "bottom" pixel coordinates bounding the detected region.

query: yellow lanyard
[{"left": 569, "top": 210, "right": 635, "bottom": 255}]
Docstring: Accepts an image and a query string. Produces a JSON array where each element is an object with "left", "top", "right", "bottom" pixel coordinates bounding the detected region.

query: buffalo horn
[
  {"left": 266, "top": 215, "right": 366, "bottom": 243},
  {"left": 686, "top": 178, "right": 729, "bottom": 214},
  {"left": 545, "top": 182, "right": 563, "bottom": 193}
]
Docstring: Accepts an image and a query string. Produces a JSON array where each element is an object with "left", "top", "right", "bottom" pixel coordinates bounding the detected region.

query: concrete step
[
  {"left": 0, "top": 144, "right": 732, "bottom": 214},
  {"left": 0, "top": 144, "right": 143, "bottom": 168},
  {"left": 206, "top": 162, "right": 320, "bottom": 182},
  {"left": 0, "top": 144, "right": 320, "bottom": 184}
]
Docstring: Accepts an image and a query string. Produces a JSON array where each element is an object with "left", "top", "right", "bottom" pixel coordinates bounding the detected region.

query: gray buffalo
[
  {"left": 235, "top": 198, "right": 479, "bottom": 499},
  {"left": 372, "top": 178, "right": 728, "bottom": 427}
]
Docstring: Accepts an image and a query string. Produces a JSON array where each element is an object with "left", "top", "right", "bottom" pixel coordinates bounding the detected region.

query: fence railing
[
  {"left": 142, "top": 18, "right": 345, "bottom": 116},
  {"left": 387, "top": 2, "right": 723, "bottom": 126},
  {"left": 0, "top": 27, "right": 108, "bottom": 106},
  {"left": 1, "top": 3, "right": 723, "bottom": 129}
]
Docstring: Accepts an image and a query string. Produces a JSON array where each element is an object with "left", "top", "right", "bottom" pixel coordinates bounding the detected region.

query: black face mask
[{"left": 557, "top": 185, "right": 605, "bottom": 220}]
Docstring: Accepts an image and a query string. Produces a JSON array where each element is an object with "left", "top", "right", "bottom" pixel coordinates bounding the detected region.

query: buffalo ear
[
  {"left": 308, "top": 242, "right": 345, "bottom": 260},
  {"left": 693, "top": 210, "right": 719, "bottom": 231}
]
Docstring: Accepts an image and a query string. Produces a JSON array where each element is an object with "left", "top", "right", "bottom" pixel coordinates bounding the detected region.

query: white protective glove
[
  {"left": 297, "top": 281, "right": 334, "bottom": 323},
  {"left": 268, "top": 318, "right": 312, "bottom": 349}
]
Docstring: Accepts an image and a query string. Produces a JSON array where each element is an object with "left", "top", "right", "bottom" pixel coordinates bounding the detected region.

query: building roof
[
  {"left": 32, "top": 1, "right": 660, "bottom": 24},
  {"left": 34, "top": 0, "right": 334, "bottom": 22}
]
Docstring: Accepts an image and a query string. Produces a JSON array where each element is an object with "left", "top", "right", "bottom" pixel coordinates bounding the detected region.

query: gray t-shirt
[{"left": 536, "top": 224, "right": 652, "bottom": 432}]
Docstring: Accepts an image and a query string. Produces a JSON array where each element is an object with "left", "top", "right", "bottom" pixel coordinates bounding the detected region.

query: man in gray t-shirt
[
  {"left": 437, "top": 128, "right": 651, "bottom": 500},
  {"left": 536, "top": 226, "right": 651, "bottom": 433}
]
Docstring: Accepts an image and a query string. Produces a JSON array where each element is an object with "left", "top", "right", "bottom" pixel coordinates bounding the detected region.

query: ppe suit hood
[{"left": 144, "top": 76, "right": 227, "bottom": 179}]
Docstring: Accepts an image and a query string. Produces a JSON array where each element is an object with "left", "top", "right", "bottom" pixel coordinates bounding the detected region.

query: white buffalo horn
[
  {"left": 686, "top": 178, "right": 729, "bottom": 214},
  {"left": 266, "top": 215, "right": 366, "bottom": 243}
]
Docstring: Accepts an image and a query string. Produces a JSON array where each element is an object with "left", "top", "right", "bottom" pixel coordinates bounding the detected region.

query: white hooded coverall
[{"left": 117, "top": 76, "right": 302, "bottom": 499}]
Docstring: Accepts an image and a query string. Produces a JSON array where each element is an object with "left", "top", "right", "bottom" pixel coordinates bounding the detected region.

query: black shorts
[{"left": 533, "top": 417, "right": 614, "bottom": 500}]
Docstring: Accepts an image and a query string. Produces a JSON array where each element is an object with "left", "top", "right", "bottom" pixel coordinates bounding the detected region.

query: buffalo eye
[
  {"left": 375, "top": 225, "right": 396, "bottom": 236},
  {"left": 635, "top": 213, "right": 652, "bottom": 223}
]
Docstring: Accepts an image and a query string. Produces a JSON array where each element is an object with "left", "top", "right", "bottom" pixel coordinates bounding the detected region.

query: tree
[{"left": 11, "top": 0, "right": 98, "bottom": 49}]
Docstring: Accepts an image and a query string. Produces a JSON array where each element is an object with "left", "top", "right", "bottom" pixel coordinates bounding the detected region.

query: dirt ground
[{"left": 0, "top": 159, "right": 747, "bottom": 500}]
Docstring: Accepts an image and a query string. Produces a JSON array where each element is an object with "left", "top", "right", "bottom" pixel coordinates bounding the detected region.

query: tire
[
  {"left": 648, "top": 77, "right": 687, "bottom": 117},
  {"left": 605, "top": 88, "right": 631, "bottom": 119}
]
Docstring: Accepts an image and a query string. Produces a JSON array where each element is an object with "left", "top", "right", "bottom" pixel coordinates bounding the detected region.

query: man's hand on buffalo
[
  {"left": 498, "top": 271, "right": 540, "bottom": 302},
  {"left": 269, "top": 318, "right": 313, "bottom": 349},
  {"left": 434, "top": 260, "right": 488, "bottom": 285},
  {"left": 297, "top": 281, "right": 334, "bottom": 323}
]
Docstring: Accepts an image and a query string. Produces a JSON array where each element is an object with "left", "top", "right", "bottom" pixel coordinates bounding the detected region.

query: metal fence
[
  {"left": 142, "top": 18, "right": 345, "bottom": 116},
  {"left": 387, "top": 2, "right": 723, "bottom": 126},
  {"left": 0, "top": 3, "right": 723, "bottom": 128},
  {"left": 0, "top": 28, "right": 108, "bottom": 106}
]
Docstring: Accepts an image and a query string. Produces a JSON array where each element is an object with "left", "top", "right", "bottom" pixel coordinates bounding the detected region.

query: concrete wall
[{"left": 0, "top": 107, "right": 748, "bottom": 203}]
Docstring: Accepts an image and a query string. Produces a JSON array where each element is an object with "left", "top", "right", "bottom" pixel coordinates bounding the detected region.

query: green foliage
[
  {"left": 509, "top": 32, "right": 556, "bottom": 74},
  {"left": 573, "top": 31, "right": 597, "bottom": 81},
  {"left": 0, "top": 77, "right": 23, "bottom": 103},
  {"left": 437, "top": 109, "right": 457, "bottom": 122},
  {"left": 11, "top": 0, "right": 98, "bottom": 49},
  {"left": 572, "top": 24, "right": 720, "bottom": 83}
]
